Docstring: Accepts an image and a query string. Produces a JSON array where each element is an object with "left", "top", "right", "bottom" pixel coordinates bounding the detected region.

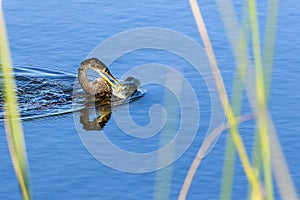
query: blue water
[{"left": 1, "top": 0, "right": 300, "bottom": 199}]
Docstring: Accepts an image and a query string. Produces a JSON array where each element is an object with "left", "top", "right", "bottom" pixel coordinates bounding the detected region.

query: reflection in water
[
  {"left": 79, "top": 93, "right": 112, "bottom": 131},
  {"left": 77, "top": 76, "right": 145, "bottom": 131}
]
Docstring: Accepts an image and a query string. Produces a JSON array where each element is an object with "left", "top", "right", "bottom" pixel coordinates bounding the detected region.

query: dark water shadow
[{"left": 0, "top": 65, "right": 145, "bottom": 122}]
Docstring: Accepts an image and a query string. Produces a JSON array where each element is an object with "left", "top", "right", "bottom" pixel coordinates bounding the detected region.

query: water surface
[{"left": 1, "top": 0, "right": 299, "bottom": 199}]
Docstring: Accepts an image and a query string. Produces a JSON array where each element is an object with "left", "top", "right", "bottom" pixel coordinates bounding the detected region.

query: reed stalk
[
  {"left": 179, "top": 1, "right": 263, "bottom": 199},
  {"left": 0, "top": 2, "right": 31, "bottom": 200}
]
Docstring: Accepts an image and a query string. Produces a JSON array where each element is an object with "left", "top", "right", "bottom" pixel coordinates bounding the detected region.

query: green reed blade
[
  {"left": 0, "top": 3, "right": 31, "bottom": 200},
  {"left": 250, "top": 3, "right": 280, "bottom": 195},
  {"left": 248, "top": 0, "right": 274, "bottom": 199},
  {"left": 250, "top": 1, "right": 280, "bottom": 189},
  {"left": 217, "top": 1, "right": 250, "bottom": 199},
  {"left": 263, "top": 0, "right": 279, "bottom": 99},
  {"left": 217, "top": 0, "right": 297, "bottom": 199},
  {"left": 179, "top": 1, "right": 263, "bottom": 199},
  {"left": 154, "top": 71, "right": 182, "bottom": 200}
]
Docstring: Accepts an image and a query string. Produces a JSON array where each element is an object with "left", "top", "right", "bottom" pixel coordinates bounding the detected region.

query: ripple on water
[
  {"left": 0, "top": 65, "right": 145, "bottom": 121},
  {"left": 0, "top": 65, "right": 76, "bottom": 120}
]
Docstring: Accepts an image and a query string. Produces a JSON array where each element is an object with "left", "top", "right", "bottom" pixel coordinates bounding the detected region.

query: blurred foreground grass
[
  {"left": 0, "top": 2, "right": 31, "bottom": 200},
  {"left": 179, "top": 0, "right": 298, "bottom": 200}
]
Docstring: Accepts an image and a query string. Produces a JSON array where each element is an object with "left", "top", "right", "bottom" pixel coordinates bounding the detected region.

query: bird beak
[{"left": 96, "top": 68, "right": 123, "bottom": 91}]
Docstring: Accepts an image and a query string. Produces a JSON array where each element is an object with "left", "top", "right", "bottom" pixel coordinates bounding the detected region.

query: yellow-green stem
[
  {"left": 0, "top": 3, "right": 31, "bottom": 200},
  {"left": 220, "top": 1, "right": 250, "bottom": 198},
  {"left": 188, "top": 0, "right": 263, "bottom": 199},
  {"left": 248, "top": 0, "right": 273, "bottom": 199}
]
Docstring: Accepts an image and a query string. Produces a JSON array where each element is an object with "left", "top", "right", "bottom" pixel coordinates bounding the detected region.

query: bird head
[{"left": 82, "top": 58, "right": 123, "bottom": 91}]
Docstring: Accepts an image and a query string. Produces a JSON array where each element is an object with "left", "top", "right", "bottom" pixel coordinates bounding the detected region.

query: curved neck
[{"left": 78, "top": 66, "right": 97, "bottom": 95}]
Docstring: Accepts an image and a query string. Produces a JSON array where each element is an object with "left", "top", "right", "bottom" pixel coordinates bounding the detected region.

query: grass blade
[
  {"left": 179, "top": 1, "right": 263, "bottom": 199},
  {"left": 217, "top": 1, "right": 250, "bottom": 199},
  {"left": 179, "top": 114, "right": 253, "bottom": 200},
  {"left": 248, "top": 0, "right": 273, "bottom": 199},
  {"left": 0, "top": 2, "right": 31, "bottom": 200},
  {"left": 218, "top": 0, "right": 298, "bottom": 199}
]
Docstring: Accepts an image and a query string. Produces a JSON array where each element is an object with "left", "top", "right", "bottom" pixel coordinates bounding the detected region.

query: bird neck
[{"left": 78, "top": 66, "right": 98, "bottom": 95}]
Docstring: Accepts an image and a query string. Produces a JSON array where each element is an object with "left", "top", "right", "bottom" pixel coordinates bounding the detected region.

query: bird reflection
[{"left": 79, "top": 93, "right": 112, "bottom": 130}]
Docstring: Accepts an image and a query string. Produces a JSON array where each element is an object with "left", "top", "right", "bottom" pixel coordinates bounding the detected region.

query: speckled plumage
[{"left": 78, "top": 58, "right": 112, "bottom": 96}]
